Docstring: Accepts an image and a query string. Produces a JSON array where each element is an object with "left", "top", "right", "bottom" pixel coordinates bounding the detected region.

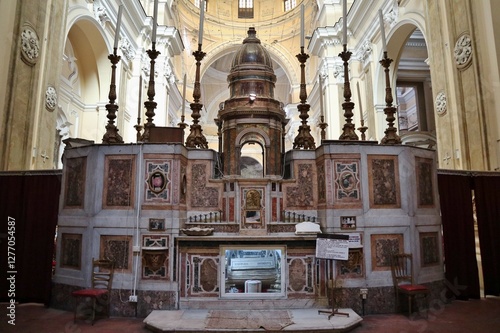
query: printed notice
[{"left": 315, "top": 234, "right": 350, "bottom": 260}]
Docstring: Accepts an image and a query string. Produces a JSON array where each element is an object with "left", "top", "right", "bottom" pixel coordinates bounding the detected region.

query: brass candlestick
[
  {"left": 140, "top": 42, "right": 160, "bottom": 142},
  {"left": 319, "top": 115, "right": 328, "bottom": 141},
  {"left": 185, "top": 44, "right": 208, "bottom": 149},
  {"left": 102, "top": 48, "right": 124, "bottom": 144},
  {"left": 357, "top": 119, "right": 368, "bottom": 141},
  {"left": 292, "top": 47, "right": 316, "bottom": 150},
  {"left": 380, "top": 51, "right": 401, "bottom": 144},
  {"left": 338, "top": 44, "right": 359, "bottom": 141}
]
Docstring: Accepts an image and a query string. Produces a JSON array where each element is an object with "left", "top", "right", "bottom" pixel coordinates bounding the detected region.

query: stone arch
[
  {"left": 375, "top": 20, "right": 430, "bottom": 141},
  {"left": 235, "top": 129, "right": 270, "bottom": 177}
]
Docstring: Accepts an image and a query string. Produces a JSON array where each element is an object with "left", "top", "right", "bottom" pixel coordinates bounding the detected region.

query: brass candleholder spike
[
  {"left": 178, "top": 115, "right": 187, "bottom": 130},
  {"left": 319, "top": 115, "right": 328, "bottom": 141},
  {"left": 357, "top": 118, "right": 368, "bottom": 141},
  {"left": 134, "top": 117, "right": 143, "bottom": 142},
  {"left": 140, "top": 42, "right": 160, "bottom": 142},
  {"left": 338, "top": 44, "right": 359, "bottom": 140},
  {"left": 293, "top": 46, "right": 316, "bottom": 150},
  {"left": 102, "top": 48, "right": 124, "bottom": 144},
  {"left": 185, "top": 44, "right": 208, "bottom": 149},
  {"left": 380, "top": 51, "right": 401, "bottom": 144}
]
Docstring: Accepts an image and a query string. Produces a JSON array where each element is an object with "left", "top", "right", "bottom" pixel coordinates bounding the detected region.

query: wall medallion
[
  {"left": 148, "top": 170, "right": 167, "bottom": 194},
  {"left": 454, "top": 33, "right": 472, "bottom": 69},
  {"left": 435, "top": 91, "right": 447, "bottom": 116},
  {"left": 21, "top": 25, "right": 40, "bottom": 66},
  {"left": 45, "top": 86, "right": 57, "bottom": 111}
]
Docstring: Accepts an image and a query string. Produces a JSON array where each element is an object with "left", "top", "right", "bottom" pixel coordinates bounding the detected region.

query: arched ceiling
[{"left": 174, "top": 0, "right": 315, "bottom": 124}]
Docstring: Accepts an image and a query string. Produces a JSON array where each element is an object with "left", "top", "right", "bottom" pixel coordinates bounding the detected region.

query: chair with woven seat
[
  {"left": 390, "top": 253, "right": 430, "bottom": 317},
  {"left": 72, "top": 258, "right": 114, "bottom": 325}
]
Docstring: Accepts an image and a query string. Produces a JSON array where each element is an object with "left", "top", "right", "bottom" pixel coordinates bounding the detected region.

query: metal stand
[{"left": 318, "top": 259, "right": 349, "bottom": 319}]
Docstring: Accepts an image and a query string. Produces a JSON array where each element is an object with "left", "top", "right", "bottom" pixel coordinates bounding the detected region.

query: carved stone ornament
[
  {"left": 120, "top": 38, "right": 136, "bottom": 61},
  {"left": 454, "top": 34, "right": 472, "bottom": 68},
  {"left": 435, "top": 91, "right": 447, "bottom": 115},
  {"left": 21, "top": 26, "right": 40, "bottom": 66},
  {"left": 46, "top": 86, "right": 58, "bottom": 111}
]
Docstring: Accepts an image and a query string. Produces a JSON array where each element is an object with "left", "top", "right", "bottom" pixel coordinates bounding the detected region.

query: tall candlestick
[
  {"left": 300, "top": 4, "right": 305, "bottom": 48},
  {"left": 379, "top": 9, "right": 387, "bottom": 52},
  {"left": 198, "top": 0, "right": 205, "bottom": 45},
  {"left": 343, "top": 0, "right": 347, "bottom": 45},
  {"left": 319, "top": 75, "right": 324, "bottom": 117},
  {"left": 181, "top": 73, "right": 187, "bottom": 117},
  {"left": 114, "top": 5, "right": 123, "bottom": 49},
  {"left": 152, "top": 0, "right": 159, "bottom": 43},
  {"left": 357, "top": 81, "right": 363, "bottom": 120},
  {"left": 137, "top": 75, "right": 143, "bottom": 119}
]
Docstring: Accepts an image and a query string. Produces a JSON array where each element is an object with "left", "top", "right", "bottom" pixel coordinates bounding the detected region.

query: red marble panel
[
  {"left": 272, "top": 197, "right": 277, "bottom": 221},
  {"left": 229, "top": 197, "right": 234, "bottom": 221},
  {"left": 222, "top": 197, "right": 226, "bottom": 220}
]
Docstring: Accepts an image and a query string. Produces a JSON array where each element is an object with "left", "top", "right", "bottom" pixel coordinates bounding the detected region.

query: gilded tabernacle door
[{"left": 242, "top": 188, "right": 264, "bottom": 228}]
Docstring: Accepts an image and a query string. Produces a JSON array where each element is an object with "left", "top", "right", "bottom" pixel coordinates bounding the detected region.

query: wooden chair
[
  {"left": 390, "top": 253, "right": 429, "bottom": 317},
  {"left": 72, "top": 258, "right": 114, "bottom": 325}
]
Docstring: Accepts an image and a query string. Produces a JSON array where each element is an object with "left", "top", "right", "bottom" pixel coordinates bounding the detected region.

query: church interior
[{"left": 1, "top": 0, "right": 500, "bottom": 329}]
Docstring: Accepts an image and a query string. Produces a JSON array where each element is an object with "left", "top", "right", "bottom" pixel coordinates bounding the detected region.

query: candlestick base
[
  {"left": 134, "top": 124, "right": 143, "bottom": 143},
  {"left": 357, "top": 125, "right": 368, "bottom": 141}
]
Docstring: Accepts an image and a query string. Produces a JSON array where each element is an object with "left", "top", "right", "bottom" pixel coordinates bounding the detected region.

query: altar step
[{"left": 144, "top": 308, "right": 363, "bottom": 333}]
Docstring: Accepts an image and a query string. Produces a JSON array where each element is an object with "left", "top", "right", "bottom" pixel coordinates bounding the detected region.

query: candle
[
  {"left": 137, "top": 75, "right": 143, "bottom": 120},
  {"left": 152, "top": 0, "right": 159, "bottom": 43},
  {"left": 181, "top": 73, "right": 187, "bottom": 117},
  {"left": 114, "top": 5, "right": 123, "bottom": 49},
  {"left": 300, "top": 4, "right": 305, "bottom": 48},
  {"left": 343, "top": 0, "right": 347, "bottom": 45},
  {"left": 357, "top": 82, "right": 363, "bottom": 121},
  {"left": 319, "top": 75, "right": 324, "bottom": 117},
  {"left": 198, "top": 0, "right": 205, "bottom": 45},
  {"left": 379, "top": 9, "right": 387, "bottom": 52}
]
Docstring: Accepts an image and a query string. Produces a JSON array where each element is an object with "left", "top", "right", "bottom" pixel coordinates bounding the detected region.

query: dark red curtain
[
  {"left": 0, "top": 172, "right": 61, "bottom": 305},
  {"left": 474, "top": 175, "right": 500, "bottom": 296},
  {"left": 437, "top": 173, "right": 480, "bottom": 299}
]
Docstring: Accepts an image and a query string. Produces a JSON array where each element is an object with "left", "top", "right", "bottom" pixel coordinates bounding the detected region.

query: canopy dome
[{"left": 230, "top": 27, "right": 274, "bottom": 73}]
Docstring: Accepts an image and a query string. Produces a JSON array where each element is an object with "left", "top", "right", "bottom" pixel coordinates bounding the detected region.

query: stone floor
[
  {"left": 0, "top": 296, "right": 499, "bottom": 333},
  {"left": 144, "top": 307, "right": 362, "bottom": 332}
]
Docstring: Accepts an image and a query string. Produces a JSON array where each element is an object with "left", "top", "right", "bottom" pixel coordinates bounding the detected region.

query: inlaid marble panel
[
  {"left": 242, "top": 188, "right": 264, "bottom": 229},
  {"left": 416, "top": 157, "right": 435, "bottom": 207},
  {"left": 190, "top": 163, "right": 219, "bottom": 207},
  {"left": 180, "top": 164, "right": 187, "bottom": 204},
  {"left": 368, "top": 155, "right": 401, "bottom": 208},
  {"left": 103, "top": 155, "right": 135, "bottom": 208},
  {"left": 420, "top": 232, "right": 440, "bottom": 267},
  {"left": 317, "top": 163, "right": 326, "bottom": 203},
  {"left": 100, "top": 235, "right": 132, "bottom": 272},
  {"left": 60, "top": 233, "right": 81, "bottom": 269},
  {"left": 228, "top": 197, "right": 234, "bottom": 221},
  {"left": 190, "top": 256, "right": 219, "bottom": 294},
  {"left": 333, "top": 158, "right": 361, "bottom": 207},
  {"left": 141, "top": 234, "right": 169, "bottom": 280},
  {"left": 142, "top": 250, "right": 168, "bottom": 279},
  {"left": 287, "top": 256, "right": 314, "bottom": 293},
  {"left": 64, "top": 157, "right": 86, "bottom": 208},
  {"left": 144, "top": 160, "right": 171, "bottom": 203},
  {"left": 272, "top": 197, "right": 278, "bottom": 221},
  {"left": 370, "top": 234, "right": 403, "bottom": 271},
  {"left": 336, "top": 249, "right": 364, "bottom": 278},
  {"left": 286, "top": 163, "right": 314, "bottom": 208}
]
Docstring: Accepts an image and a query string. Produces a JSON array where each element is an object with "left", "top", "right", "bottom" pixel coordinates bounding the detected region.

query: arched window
[
  {"left": 240, "top": 141, "right": 264, "bottom": 178},
  {"left": 284, "top": 0, "right": 297, "bottom": 11},
  {"left": 238, "top": 0, "right": 254, "bottom": 18},
  {"left": 194, "top": 0, "right": 207, "bottom": 11}
]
